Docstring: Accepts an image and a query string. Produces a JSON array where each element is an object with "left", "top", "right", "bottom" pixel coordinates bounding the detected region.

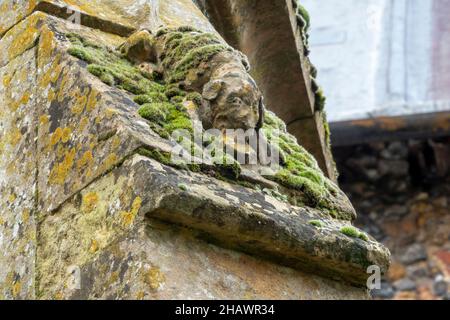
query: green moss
[
  {"left": 138, "top": 103, "right": 167, "bottom": 123},
  {"left": 322, "top": 111, "right": 331, "bottom": 149},
  {"left": 178, "top": 183, "right": 188, "bottom": 191},
  {"left": 340, "top": 226, "right": 369, "bottom": 242},
  {"left": 296, "top": 3, "right": 310, "bottom": 31},
  {"left": 262, "top": 111, "right": 341, "bottom": 214},
  {"left": 87, "top": 64, "right": 115, "bottom": 85},
  {"left": 186, "top": 92, "right": 203, "bottom": 106},
  {"left": 214, "top": 156, "right": 241, "bottom": 180},
  {"left": 134, "top": 92, "right": 168, "bottom": 105},
  {"left": 309, "top": 220, "right": 324, "bottom": 228},
  {"left": 314, "top": 87, "right": 326, "bottom": 112},
  {"left": 358, "top": 232, "right": 369, "bottom": 242},
  {"left": 340, "top": 226, "right": 360, "bottom": 238},
  {"left": 164, "top": 85, "right": 186, "bottom": 99},
  {"left": 68, "top": 46, "right": 97, "bottom": 63},
  {"left": 137, "top": 148, "right": 172, "bottom": 166},
  {"left": 156, "top": 29, "right": 229, "bottom": 84}
]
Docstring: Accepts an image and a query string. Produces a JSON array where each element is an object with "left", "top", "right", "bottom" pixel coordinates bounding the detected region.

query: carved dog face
[{"left": 201, "top": 74, "right": 263, "bottom": 130}]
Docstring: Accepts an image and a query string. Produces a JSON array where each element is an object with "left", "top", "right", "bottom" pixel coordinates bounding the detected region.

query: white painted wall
[{"left": 302, "top": 0, "right": 450, "bottom": 122}]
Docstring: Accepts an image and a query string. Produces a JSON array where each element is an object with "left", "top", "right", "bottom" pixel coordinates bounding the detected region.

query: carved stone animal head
[
  {"left": 201, "top": 73, "right": 263, "bottom": 130},
  {"left": 119, "top": 30, "right": 156, "bottom": 63}
]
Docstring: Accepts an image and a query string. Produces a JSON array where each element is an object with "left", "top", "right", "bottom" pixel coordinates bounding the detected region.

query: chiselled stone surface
[
  {"left": 37, "top": 154, "right": 380, "bottom": 298},
  {"left": 0, "top": 1, "right": 391, "bottom": 300},
  {"left": 0, "top": 0, "right": 216, "bottom": 38},
  {"left": 0, "top": 48, "right": 38, "bottom": 300}
]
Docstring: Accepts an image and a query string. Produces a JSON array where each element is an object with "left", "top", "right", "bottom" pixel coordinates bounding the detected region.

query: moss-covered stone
[
  {"left": 156, "top": 27, "right": 230, "bottom": 84},
  {"left": 340, "top": 226, "right": 368, "bottom": 242},
  {"left": 309, "top": 220, "right": 324, "bottom": 228},
  {"left": 262, "top": 111, "right": 343, "bottom": 216}
]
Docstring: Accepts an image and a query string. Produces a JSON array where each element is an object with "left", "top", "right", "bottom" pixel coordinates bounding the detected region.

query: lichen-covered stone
[
  {"left": 0, "top": 47, "right": 38, "bottom": 300},
  {"left": 0, "top": 2, "right": 391, "bottom": 300},
  {"left": 36, "top": 154, "right": 389, "bottom": 298}
]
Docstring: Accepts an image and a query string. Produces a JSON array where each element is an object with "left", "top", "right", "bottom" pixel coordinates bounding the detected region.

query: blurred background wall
[
  {"left": 303, "top": 0, "right": 450, "bottom": 122},
  {"left": 303, "top": 0, "right": 450, "bottom": 300}
]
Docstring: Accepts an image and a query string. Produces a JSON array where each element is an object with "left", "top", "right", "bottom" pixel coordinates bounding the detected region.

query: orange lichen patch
[
  {"left": 49, "top": 148, "right": 76, "bottom": 185},
  {"left": 144, "top": 266, "right": 166, "bottom": 290},
  {"left": 7, "top": 14, "right": 43, "bottom": 62},
  {"left": 71, "top": 88, "right": 89, "bottom": 114},
  {"left": 61, "top": 127, "right": 72, "bottom": 143},
  {"left": 89, "top": 239, "right": 99, "bottom": 253},
  {"left": 22, "top": 209, "right": 31, "bottom": 224},
  {"left": 10, "top": 92, "right": 31, "bottom": 111},
  {"left": 77, "top": 150, "right": 93, "bottom": 170},
  {"left": 62, "top": 0, "right": 97, "bottom": 16},
  {"left": 47, "top": 88, "right": 56, "bottom": 102},
  {"left": 27, "top": 0, "right": 37, "bottom": 13},
  {"left": 7, "top": 126, "right": 23, "bottom": 147},
  {"left": 120, "top": 196, "right": 142, "bottom": 227},
  {"left": 136, "top": 291, "right": 145, "bottom": 300},
  {"left": 102, "top": 153, "right": 118, "bottom": 171},
  {"left": 2, "top": 74, "right": 12, "bottom": 87},
  {"left": 50, "top": 127, "right": 63, "bottom": 146},
  {"left": 11, "top": 281, "right": 21, "bottom": 298},
  {"left": 86, "top": 89, "right": 99, "bottom": 112},
  {"left": 79, "top": 116, "right": 89, "bottom": 131},
  {"left": 56, "top": 70, "right": 72, "bottom": 102},
  {"left": 40, "top": 54, "right": 63, "bottom": 89},
  {"left": 38, "top": 25, "right": 55, "bottom": 69},
  {"left": 8, "top": 193, "right": 17, "bottom": 203},
  {"left": 82, "top": 192, "right": 98, "bottom": 213}
]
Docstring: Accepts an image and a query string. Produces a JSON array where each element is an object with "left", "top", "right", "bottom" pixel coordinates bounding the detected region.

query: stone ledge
[
  {"left": 124, "top": 155, "right": 391, "bottom": 287},
  {"left": 1, "top": 0, "right": 217, "bottom": 39}
]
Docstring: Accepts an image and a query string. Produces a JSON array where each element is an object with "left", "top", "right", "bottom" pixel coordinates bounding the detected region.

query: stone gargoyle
[
  {"left": 119, "top": 28, "right": 264, "bottom": 131},
  {"left": 67, "top": 25, "right": 356, "bottom": 221}
]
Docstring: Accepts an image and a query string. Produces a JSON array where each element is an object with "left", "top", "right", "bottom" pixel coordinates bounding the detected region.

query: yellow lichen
[
  {"left": 71, "top": 91, "right": 88, "bottom": 114},
  {"left": 77, "top": 150, "right": 93, "bottom": 170},
  {"left": 40, "top": 115, "right": 50, "bottom": 125},
  {"left": 86, "top": 90, "right": 98, "bottom": 112},
  {"left": 49, "top": 148, "right": 76, "bottom": 185},
  {"left": 50, "top": 127, "right": 63, "bottom": 146},
  {"left": 82, "top": 192, "right": 99, "bottom": 213},
  {"left": 47, "top": 88, "right": 56, "bottom": 102},
  {"left": 22, "top": 209, "right": 30, "bottom": 224},
  {"left": 120, "top": 196, "right": 142, "bottom": 227},
  {"left": 38, "top": 25, "right": 55, "bottom": 69},
  {"left": 8, "top": 18, "right": 39, "bottom": 61},
  {"left": 2, "top": 74, "right": 12, "bottom": 87},
  {"left": 89, "top": 239, "right": 99, "bottom": 253},
  {"left": 79, "top": 116, "right": 89, "bottom": 131},
  {"left": 102, "top": 153, "right": 118, "bottom": 172},
  {"left": 61, "top": 127, "right": 72, "bottom": 143},
  {"left": 144, "top": 267, "right": 165, "bottom": 290},
  {"left": 12, "top": 281, "right": 21, "bottom": 298},
  {"left": 8, "top": 193, "right": 16, "bottom": 203},
  {"left": 9, "top": 91, "right": 31, "bottom": 112},
  {"left": 7, "top": 126, "right": 22, "bottom": 147}
]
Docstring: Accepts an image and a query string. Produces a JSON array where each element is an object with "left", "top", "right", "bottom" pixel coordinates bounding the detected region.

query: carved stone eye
[
  {"left": 227, "top": 96, "right": 242, "bottom": 105},
  {"left": 232, "top": 97, "right": 243, "bottom": 105}
]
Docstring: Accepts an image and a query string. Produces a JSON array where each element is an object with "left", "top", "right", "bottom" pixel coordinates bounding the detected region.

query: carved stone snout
[{"left": 119, "top": 30, "right": 157, "bottom": 63}]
